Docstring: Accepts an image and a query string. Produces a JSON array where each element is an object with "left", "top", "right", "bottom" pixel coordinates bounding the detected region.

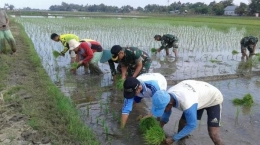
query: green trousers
[{"left": 0, "top": 29, "right": 16, "bottom": 53}]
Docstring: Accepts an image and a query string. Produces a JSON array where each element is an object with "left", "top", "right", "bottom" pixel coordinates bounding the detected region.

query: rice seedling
[
  {"left": 255, "top": 53, "right": 260, "bottom": 57},
  {"left": 101, "top": 118, "right": 105, "bottom": 127},
  {"left": 139, "top": 117, "right": 159, "bottom": 133},
  {"left": 151, "top": 48, "right": 157, "bottom": 53},
  {"left": 210, "top": 59, "right": 221, "bottom": 63},
  {"left": 116, "top": 79, "right": 124, "bottom": 90},
  {"left": 232, "top": 50, "right": 239, "bottom": 55},
  {"left": 71, "top": 62, "right": 78, "bottom": 70},
  {"left": 52, "top": 50, "right": 60, "bottom": 58},
  {"left": 233, "top": 94, "right": 254, "bottom": 107},
  {"left": 143, "top": 125, "right": 166, "bottom": 145}
]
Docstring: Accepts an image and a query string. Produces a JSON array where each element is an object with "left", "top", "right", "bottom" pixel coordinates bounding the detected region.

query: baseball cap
[
  {"left": 68, "top": 39, "right": 80, "bottom": 50},
  {"left": 154, "top": 35, "right": 161, "bottom": 39},
  {"left": 151, "top": 90, "right": 171, "bottom": 117},
  {"left": 123, "top": 77, "right": 140, "bottom": 99},
  {"left": 100, "top": 49, "right": 112, "bottom": 63},
  {"left": 111, "top": 45, "right": 122, "bottom": 61}
]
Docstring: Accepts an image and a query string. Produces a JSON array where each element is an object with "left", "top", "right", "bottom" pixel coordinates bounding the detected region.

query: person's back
[
  {"left": 137, "top": 73, "right": 167, "bottom": 92},
  {"left": 167, "top": 80, "right": 223, "bottom": 110},
  {"left": 162, "top": 34, "right": 178, "bottom": 43}
]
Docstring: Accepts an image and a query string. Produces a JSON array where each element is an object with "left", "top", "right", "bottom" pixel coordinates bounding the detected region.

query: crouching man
[{"left": 151, "top": 80, "right": 224, "bottom": 145}]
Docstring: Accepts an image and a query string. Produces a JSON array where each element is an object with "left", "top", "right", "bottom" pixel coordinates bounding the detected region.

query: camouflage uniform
[
  {"left": 240, "top": 36, "right": 258, "bottom": 54},
  {"left": 119, "top": 47, "right": 151, "bottom": 77},
  {"left": 159, "top": 34, "right": 179, "bottom": 52}
]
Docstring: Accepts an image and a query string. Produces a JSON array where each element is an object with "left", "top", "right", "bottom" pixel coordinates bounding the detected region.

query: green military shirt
[
  {"left": 240, "top": 36, "right": 258, "bottom": 47},
  {"left": 59, "top": 34, "right": 80, "bottom": 55},
  {"left": 160, "top": 34, "right": 178, "bottom": 50},
  {"left": 120, "top": 47, "right": 151, "bottom": 70}
]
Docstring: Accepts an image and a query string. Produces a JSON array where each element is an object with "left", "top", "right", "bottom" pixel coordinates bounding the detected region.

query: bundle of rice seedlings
[
  {"left": 232, "top": 50, "right": 239, "bottom": 55},
  {"left": 71, "top": 62, "right": 78, "bottom": 70},
  {"left": 116, "top": 78, "right": 124, "bottom": 90},
  {"left": 139, "top": 117, "right": 159, "bottom": 133},
  {"left": 255, "top": 53, "right": 260, "bottom": 57},
  {"left": 144, "top": 125, "right": 166, "bottom": 145},
  {"left": 151, "top": 48, "right": 157, "bottom": 53},
  {"left": 232, "top": 94, "right": 254, "bottom": 107},
  {"left": 53, "top": 50, "right": 60, "bottom": 58}
]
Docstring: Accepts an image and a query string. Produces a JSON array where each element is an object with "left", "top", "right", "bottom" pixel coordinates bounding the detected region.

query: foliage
[
  {"left": 151, "top": 48, "right": 157, "bottom": 53},
  {"left": 249, "top": 0, "right": 260, "bottom": 15},
  {"left": 139, "top": 117, "right": 159, "bottom": 133},
  {"left": 235, "top": 2, "right": 248, "bottom": 16},
  {"left": 232, "top": 50, "right": 239, "bottom": 55},
  {"left": 212, "top": 3, "right": 224, "bottom": 15},
  {"left": 144, "top": 125, "right": 166, "bottom": 145},
  {"left": 71, "top": 63, "right": 78, "bottom": 69},
  {"left": 52, "top": 50, "right": 60, "bottom": 58},
  {"left": 233, "top": 94, "right": 254, "bottom": 107},
  {"left": 116, "top": 78, "right": 125, "bottom": 90}
]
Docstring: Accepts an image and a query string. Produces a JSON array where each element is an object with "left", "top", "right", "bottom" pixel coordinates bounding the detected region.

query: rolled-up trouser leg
[
  {"left": 0, "top": 30, "right": 6, "bottom": 53},
  {"left": 4, "top": 30, "right": 16, "bottom": 53},
  {"left": 69, "top": 50, "right": 76, "bottom": 63}
]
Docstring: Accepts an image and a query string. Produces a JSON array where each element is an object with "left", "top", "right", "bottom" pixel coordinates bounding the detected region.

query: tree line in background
[{"left": 5, "top": 0, "right": 260, "bottom": 16}]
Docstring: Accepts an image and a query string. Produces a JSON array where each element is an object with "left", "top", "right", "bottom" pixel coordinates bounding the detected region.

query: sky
[{"left": 1, "top": 0, "right": 249, "bottom": 9}]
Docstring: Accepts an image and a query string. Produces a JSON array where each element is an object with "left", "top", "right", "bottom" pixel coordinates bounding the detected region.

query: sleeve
[
  {"left": 134, "top": 49, "right": 142, "bottom": 64},
  {"left": 60, "top": 40, "right": 70, "bottom": 55},
  {"left": 173, "top": 104, "right": 198, "bottom": 141},
  {"left": 145, "top": 81, "right": 160, "bottom": 95},
  {"left": 122, "top": 98, "right": 134, "bottom": 115},
  {"left": 81, "top": 43, "right": 94, "bottom": 64},
  {"left": 108, "top": 59, "right": 116, "bottom": 76},
  {"left": 161, "top": 109, "right": 172, "bottom": 123}
]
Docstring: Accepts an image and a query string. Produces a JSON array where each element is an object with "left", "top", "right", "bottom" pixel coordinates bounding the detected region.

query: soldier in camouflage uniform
[
  {"left": 240, "top": 36, "right": 258, "bottom": 60},
  {"left": 154, "top": 34, "right": 179, "bottom": 57},
  {"left": 110, "top": 45, "right": 151, "bottom": 80}
]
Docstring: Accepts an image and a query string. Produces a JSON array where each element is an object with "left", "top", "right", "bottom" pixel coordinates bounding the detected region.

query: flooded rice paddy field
[{"left": 16, "top": 17, "right": 260, "bottom": 145}]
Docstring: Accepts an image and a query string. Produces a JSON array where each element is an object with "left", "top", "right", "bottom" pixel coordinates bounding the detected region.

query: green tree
[
  {"left": 235, "top": 2, "right": 248, "bottom": 15},
  {"left": 249, "top": 0, "right": 260, "bottom": 15},
  {"left": 220, "top": 0, "right": 234, "bottom": 8},
  {"left": 9, "top": 5, "right": 14, "bottom": 10},
  {"left": 213, "top": 3, "right": 224, "bottom": 15}
]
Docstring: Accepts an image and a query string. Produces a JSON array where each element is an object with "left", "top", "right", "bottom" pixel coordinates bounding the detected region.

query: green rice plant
[
  {"left": 71, "top": 62, "right": 78, "bottom": 70},
  {"left": 52, "top": 50, "right": 60, "bottom": 58},
  {"left": 139, "top": 117, "right": 159, "bottom": 133},
  {"left": 116, "top": 79, "right": 124, "bottom": 90},
  {"left": 232, "top": 50, "right": 239, "bottom": 55},
  {"left": 210, "top": 59, "right": 221, "bottom": 63},
  {"left": 255, "top": 53, "right": 260, "bottom": 57},
  {"left": 151, "top": 48, "right": 157, "bottom": 53},
  {"left": 233, "top": 94, "right": 254, "bottom": 107},
  {"left": 144, "top": 126, "right": 166, "bottom": 145}
]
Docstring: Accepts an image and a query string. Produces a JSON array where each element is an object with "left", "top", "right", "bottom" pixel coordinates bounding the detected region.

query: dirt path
[{"left": 0, "top": 21, "right": 90, "bottom": 144}]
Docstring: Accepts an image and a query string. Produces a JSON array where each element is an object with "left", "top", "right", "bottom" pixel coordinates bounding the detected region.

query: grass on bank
[{"left": 17, "top": 21, "right": 99, "bottom": 144}]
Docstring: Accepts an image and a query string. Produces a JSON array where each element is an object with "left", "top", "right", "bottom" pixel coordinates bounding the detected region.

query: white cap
[{"left": 68, "top": 39, "right": 80, "bottom": 50}]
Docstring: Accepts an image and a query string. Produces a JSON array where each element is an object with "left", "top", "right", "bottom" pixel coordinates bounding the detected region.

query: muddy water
[{"left": 16, "top": 17, "right": 260, "bottom": 144}]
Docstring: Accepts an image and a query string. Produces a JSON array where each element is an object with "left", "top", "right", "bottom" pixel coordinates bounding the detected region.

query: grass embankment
[{"left": 0, "top": 20, "right": 99, "bottom": 144}]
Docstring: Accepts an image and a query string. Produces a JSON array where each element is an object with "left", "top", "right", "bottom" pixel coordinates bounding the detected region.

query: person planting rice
[
  {"left": 0, "top": 9, "right": 16, "bottom": 54},
  {"left": 121, "top": 73, "right": 167, "bottom": 128},
  {"left": 151, "top": 80, "right": 224, "bottom": 145},
  {"left": 110, "top": 45, "right": 151, "bottom": 80},
  {"left": 69, "top": 39, "right": 103, "bottom": 75},
  {"left": 50, "top": 33, "right": 80, "bottom": 63},
  {"left": 99, "top": 48, "right": 122, "bottom": 81},
  {"left": 240, "top": 36, "right": 258, "bottom": 60},
  {"left": 154, "top": 34, "right": 179, "bottom": 57}
]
